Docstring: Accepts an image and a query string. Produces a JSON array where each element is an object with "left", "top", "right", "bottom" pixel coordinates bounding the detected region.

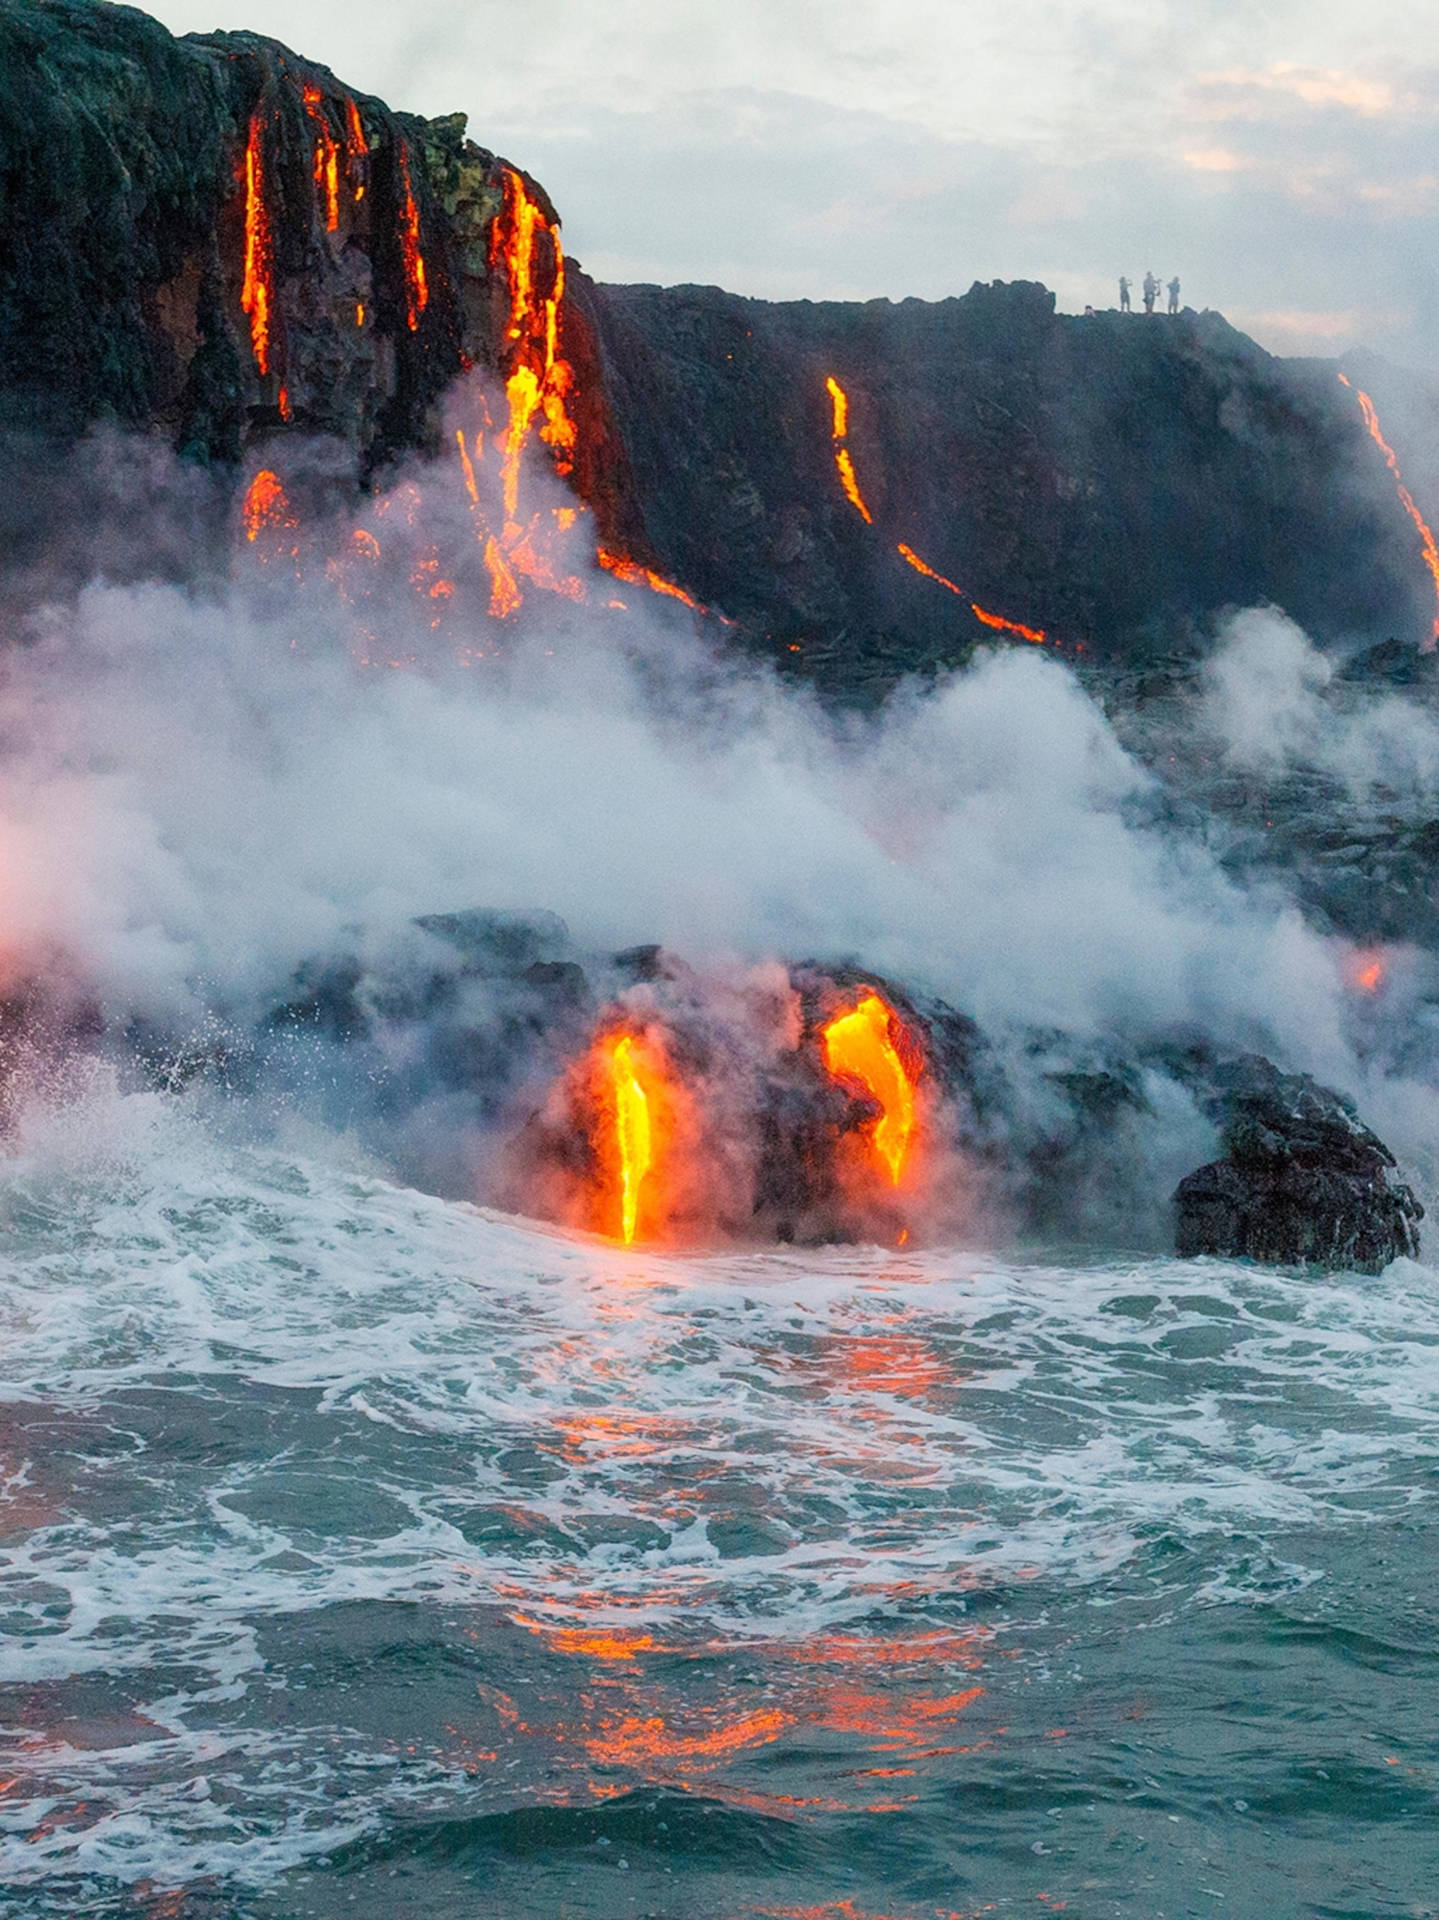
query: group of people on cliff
[{"left": 1119, "top": 272, "right": 1180, "bottom": 314}]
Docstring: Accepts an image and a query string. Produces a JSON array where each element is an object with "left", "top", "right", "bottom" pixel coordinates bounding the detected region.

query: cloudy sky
[{"left": 148, "top": 0, "right": 1439, "bottom": 368}]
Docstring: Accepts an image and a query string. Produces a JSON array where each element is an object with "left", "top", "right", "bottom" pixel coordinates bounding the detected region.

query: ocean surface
[{"left": 2, "top": 1088, "right": 1438, "bottom": 1919}]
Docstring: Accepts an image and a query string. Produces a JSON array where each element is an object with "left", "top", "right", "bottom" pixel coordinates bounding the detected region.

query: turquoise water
[{"left": 1, "top": 1093, "right": 1437, "bottom": 1919}]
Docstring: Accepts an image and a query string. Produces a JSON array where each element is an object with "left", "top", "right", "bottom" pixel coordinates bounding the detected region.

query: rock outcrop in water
[
  {"left": 4, "top": 0, "right": 1438, "bottom": 683},
  {"left": 1172, "top": 1054, "right": 1422, "bottom": 1272},
  {"left": 214, "top": 914, "right": 1420, "bottom": 1270}
]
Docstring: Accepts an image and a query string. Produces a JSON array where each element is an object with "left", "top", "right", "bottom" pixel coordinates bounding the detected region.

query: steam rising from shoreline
[{"left": 0, "top": 429, "right": 1435, "bottom": 1225}]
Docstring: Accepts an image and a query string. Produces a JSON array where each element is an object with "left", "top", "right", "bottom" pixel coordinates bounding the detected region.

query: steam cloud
[{"left": 1, "top": 412, "right": 1436, "bottom": 1233}]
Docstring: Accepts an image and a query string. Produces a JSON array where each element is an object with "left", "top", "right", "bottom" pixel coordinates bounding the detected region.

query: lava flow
[
  {"left": 826, "top": 375, "right": 874, "bottom": 523},
  {"left": 897, "top": 544, "right": 1047, "bottom": 643},
  {"left": 302, "top": 85, "right": 341, "bottom": 232},
  {"left": 821, "top": 993, "right": 919, "bottom": 1187},
  {"left": 492, "top": 167, "right": 578, "bottom": 523},
  {"left": 397, "top": 144, "right": 428, "bottom": 332},
  {"left": 240, "top": 468, "right": 295, "bottom": 545},
  {"left": 240, "top": 109, "right": 274, "bottom": 374},
  {"left": 1339, "top": 373, "right": 1439, "bottom": 648},
  {"left": 608, "top": 1035, "right": 654, "bottom": 1244}
]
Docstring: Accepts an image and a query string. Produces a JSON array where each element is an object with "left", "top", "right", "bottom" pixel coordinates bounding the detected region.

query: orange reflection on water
[{"left": 584, "top": 1705, "right": 791, "bottom": 1767}]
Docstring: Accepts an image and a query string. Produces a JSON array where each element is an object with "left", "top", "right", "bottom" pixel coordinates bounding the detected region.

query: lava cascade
[
  {"left": 608, "top": 1035, "right": 654, "bottom": 1244},
  {"left": 820, "top": 992, "right": 919, "bottom": 1187},
  {"left": 1339, "top": 373, "right": 1439, "bottom": 649},
  {"left": 397, "top": 143, "right": 429, "bottom": 332},
  {"left": 302, "top": 85, "right": 340, "bottom": 232},
  {"left": 240, "top": 109, "right": 275, "bottom": 374}
]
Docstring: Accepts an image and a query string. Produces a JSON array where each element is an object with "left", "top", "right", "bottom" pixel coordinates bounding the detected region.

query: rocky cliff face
[{"left": 4, "top": 0, "right": 1436, "bottom": 687}]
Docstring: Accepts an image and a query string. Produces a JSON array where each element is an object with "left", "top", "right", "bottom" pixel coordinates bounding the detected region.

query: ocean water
[{"left": 2, "top": 1087, "right": 1438, "bottom": 1920}]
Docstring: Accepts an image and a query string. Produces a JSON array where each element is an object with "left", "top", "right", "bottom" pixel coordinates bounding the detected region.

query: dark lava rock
[{"left": 1172, "top": 1053, "right": 1421, "bottom": 1271}]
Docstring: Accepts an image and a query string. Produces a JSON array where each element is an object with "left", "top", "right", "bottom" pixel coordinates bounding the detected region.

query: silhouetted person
[
  {"left": 1142, "top": 271, "right": 1158, "bottom": 314},
  {"left": 1119, "top": 276, "right": 1131, "bottom": 312},
  {"left": 1167, "top": 276, "right": 1180, "bottom": 314}
]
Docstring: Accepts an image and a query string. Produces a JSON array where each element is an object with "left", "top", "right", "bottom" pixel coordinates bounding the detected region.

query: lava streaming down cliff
[
  {"left": 825, "top": 379, "right": 1047, "bottom": 645},
  {"left": 397, "top": 143, "right": 429, "bottom": 333},
  {"left": 1339, "top": 374, "right": 1439, "bottom": 649},
  {"left": 826, "top": 376, "right": 874, "bottom": 524},
  {"left": 241, "top": 109, "right": 275, "bottom": 375},
  {"left": 302, "top": 84, "right": 341, "bottom": 233}
]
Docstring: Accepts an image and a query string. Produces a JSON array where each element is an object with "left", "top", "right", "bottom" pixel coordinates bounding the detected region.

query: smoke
[
  {"left": 0, "top": 425, "right": 1435, "bottom": 1236},
  {"left": 1200, "top": 605, "right": 1439, "bottom": 805}
]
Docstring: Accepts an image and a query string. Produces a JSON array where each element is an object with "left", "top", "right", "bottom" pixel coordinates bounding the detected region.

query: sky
[{"left": 146, "top": 0, "right": 1439, "bottom": 368}]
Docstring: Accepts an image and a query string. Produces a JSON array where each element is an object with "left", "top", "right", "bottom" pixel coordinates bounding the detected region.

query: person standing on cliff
[
  {"left": 1142, "top": 271, "right": 1158, "bottom": 314},
  {"left": 1167, "top": 276, "right": 1181, "bottom": 314},
  {"left": 1119, "top": 276, "right": 1132, "bottom": 312}
]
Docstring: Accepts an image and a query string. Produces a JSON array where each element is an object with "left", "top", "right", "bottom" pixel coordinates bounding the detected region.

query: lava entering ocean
[
  {"left": 608, "top": 1034, "right": 654, "bottom": 1244},
  {"left": 820, "top": 992, "right": 919, "bottom": 1187}
]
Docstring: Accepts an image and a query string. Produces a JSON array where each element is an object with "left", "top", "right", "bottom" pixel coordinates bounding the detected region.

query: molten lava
[
  {"left": 241, "top": 468, "right": 294, "bottom": 543},
  {"left": 820, "top": 993, "right": 918, "bottom": 1186},
  {"left": 344, "top": 96, "right": 368, "bottom": 199},
  {"left": 897, "top": 544, "right": 1047, "bottom": 643},
  {"left": 608, "top": 1035, "right": 654, "bottom": 1243},
  {"left": 397, "top": 144, "right": 429, "bottom": 331},
  {"left": 301, "top": 85, "right": 341, "bottom": 233},
  {"left": 490, "top": 168, "right": 580, "bottom": 526},
  {"left": 1339, "top": 373, "right": 1439, "bottom": 647},
  {"left": 240, "top": 110, "right": 275, "bottom": 374},
  {"left": 970, "top": 603, "right": 1047, "bottom": 645},
  {"left": 825, "top": 375, "right": 874, "bottom": 523},
  {"left": 597, "top": 548, "right": 703, "bottom": 611}
]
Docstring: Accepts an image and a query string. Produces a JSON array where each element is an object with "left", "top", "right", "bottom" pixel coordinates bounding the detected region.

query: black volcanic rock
[
  {"left": 572, "top": 276, "right": 1432, "bottom": 687},
  {"left": 3, "top": 0, "right": 1437, "bottom": 688},
  {"left": 1171, "top": 1053, "right": 1421, "bottom": 1272}
]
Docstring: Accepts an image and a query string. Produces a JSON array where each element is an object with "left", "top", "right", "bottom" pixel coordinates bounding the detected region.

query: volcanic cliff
[{"left": 4, "top": 0, "right": 1438, "bottom": 690}]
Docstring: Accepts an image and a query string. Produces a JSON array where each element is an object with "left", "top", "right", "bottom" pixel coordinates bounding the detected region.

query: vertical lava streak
[
  {"left": 821, "top": 993, "right": 918, "bottom": 1186},
  {"left": 241, "top": 110, "right": 274, "bottom": 374},
  {"left": 825, "top": 375, "right": 874, "bottom": 523},
  {"left": 344, "top": 96, "right": 368, "bottom": 200},
  {"left": 1339, "top": 373, "right": 1439, "bottom": 648},
  {"left": 491, "top": 168, "right": 580, "bottom": 525},
  {"left": 302, "top": 84, "right": 341, "bottom": 233},
  {"left": 609, "top": 1035, "right": 653, "bottom": 1243},
  {"left": 397, "top": 143, "right": 428, "bottom": 332}
]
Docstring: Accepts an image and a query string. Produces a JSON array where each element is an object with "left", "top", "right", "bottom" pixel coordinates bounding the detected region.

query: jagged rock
[{"left": 1171, "top": 1053, "right": 1422, "bottom": 1271}]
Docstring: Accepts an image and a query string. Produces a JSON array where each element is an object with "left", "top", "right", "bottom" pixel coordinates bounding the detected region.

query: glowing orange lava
[
  {"left": 1340, "top": 373, "right": 1439, "bottom": 647},
  {"left": 970, "top": 603, "right": 1046, "bottom": 644},
  {"left": 897, "top": 545, "right": 1046, "bottom": 643},
  {"left": 820, "top": 993, "right": 919, "bottom": 1186},
  {"left": 897, "top": 542, "right": 962, "bottom": 594},
  {"left": 240, "top": 110, "right": 274, "bottom": 374},
  {"left": 1346, "top": 949, "right": 1388, "bottom": 995},
  {"left": 597, "top": 548, "right": 702, "bottom": 611},
  {"left": 825, "top": 375, "right": 874, "bottom": 522},
  {"left": 397, "top": 144, "right": 428, "bottom": 332},
  {"left": 302, "top": 84, "right": 340, "bottom": 232},
  {"left": 241, "top": 468, "right": 294, "bottom": 543},
  {"left": 608, "top": 1034, "right": 653, "bottom": 1243},
  {"left": 490, "top": 167, "right": 580, "bottom": 525},
  {"left": 483, "top": 534, "right": 521, "bottom": 619},
  {"left": 344, "top": 96, "right": 367, "bottom": 199}
]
